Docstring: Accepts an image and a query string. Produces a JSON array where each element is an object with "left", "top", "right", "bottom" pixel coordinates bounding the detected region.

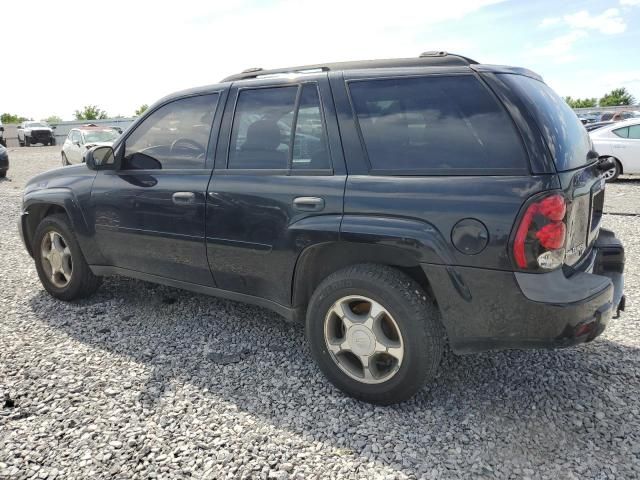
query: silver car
[{"left": 61, "top": 126, "right": 121, "bottom": 165}]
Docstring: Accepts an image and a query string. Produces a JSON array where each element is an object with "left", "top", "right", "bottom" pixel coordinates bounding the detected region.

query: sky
[{"left": 2, "top": 0, "right": 640, "bottom": 121}]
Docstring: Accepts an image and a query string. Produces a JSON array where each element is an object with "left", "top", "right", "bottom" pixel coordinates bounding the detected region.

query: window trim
[
  {"left": 224, "top": 82, "right": 334, "bottom": 175},
  {"left": 345, "top": 73, "right": 530, "bottom": 176},
  {"left": 118, "top": 91, "right": 222, "bottom": 172}
]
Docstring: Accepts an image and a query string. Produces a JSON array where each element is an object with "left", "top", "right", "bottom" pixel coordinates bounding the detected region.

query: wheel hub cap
[{"left": 348, "top": 326, "right": 376, "bottom": 356}]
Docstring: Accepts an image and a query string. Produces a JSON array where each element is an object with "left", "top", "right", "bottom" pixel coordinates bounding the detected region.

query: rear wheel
[
  {"left": 61, "top": 153, "right": 69, "bottom": 166},
  {"left": 602, "top": 157, "right": 622, "bottom": 182},
  {"left": 33, "top": 214, "right": 102, "bottom": 301},
  {"left": 306, "top": 264, "right": 445, "bottom": 405}
]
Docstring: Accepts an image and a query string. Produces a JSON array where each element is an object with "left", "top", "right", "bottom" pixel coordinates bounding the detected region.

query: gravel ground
[{"left": 1, "top": 147, "right": 639, "bottom": 480}]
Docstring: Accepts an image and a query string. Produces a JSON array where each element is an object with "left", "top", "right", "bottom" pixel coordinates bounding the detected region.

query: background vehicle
[
  {"left": 590, "top": 118, "right": 640, "bottom": 181},
  {"left": 599, "top": 111, "right": 635, "bottom": 122},
  {"left": 585, "top": 121, "right": 615, "bottom": 132},
  {"left": 61, "top": 126, "right": 121, "bottom": 165},
  {"left": 0, "top": 144, "right": 8, "bottom": 177},
  {"left": 0, "top": 119, "right": 6, "bottom": 147},
  {"left": 19, "top": 53, "right": 625, "bottom": 404},
  {"left": 17, "top": 121, "right": 55, "bottom": 146}
]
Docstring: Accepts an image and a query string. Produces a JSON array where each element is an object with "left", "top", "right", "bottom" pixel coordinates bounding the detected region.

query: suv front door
[
  {"left": 90, "top": 92, "right": 225, "bottom": 286},
  {"left": 206, "top": 76, "right": 346, "bottom": 307}
]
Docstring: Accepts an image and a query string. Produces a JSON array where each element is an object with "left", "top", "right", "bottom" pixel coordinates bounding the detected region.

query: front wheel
[
  {"left": 61, "top": 153, "right": 69, "bottom": 166},
  {"left": 24, "top": 136, "right": 30, "bottom": 147},
  {"left": 306, "top": 264, "right": 445, "bottom": 405},
  {"left": 33, "top": 214, "right": 102, "bottom": 301}
]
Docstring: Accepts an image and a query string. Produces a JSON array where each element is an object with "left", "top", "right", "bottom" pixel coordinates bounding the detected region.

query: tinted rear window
[
  {"left": 500, "top": 74, "right": 592, "bottom": 171},
  {"left": 348, "top": 75, "right": 526, "bottom": 174}
]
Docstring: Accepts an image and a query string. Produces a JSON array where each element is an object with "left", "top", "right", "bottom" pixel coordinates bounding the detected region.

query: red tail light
[{"left": 513, "top": 193, "right": 567, "bottom": 270}]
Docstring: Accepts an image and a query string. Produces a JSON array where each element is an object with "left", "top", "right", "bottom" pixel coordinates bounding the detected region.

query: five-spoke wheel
[
  {"left": 40, "top": 231, "right": 73, "bottom": 288},
  {"left": 324, "top": 295, "right": 404, "bottom": 384}
]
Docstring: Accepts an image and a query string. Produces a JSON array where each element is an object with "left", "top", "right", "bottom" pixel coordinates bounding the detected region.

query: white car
[
  {"left": 61, "top": 126, "right": 121, "bottom": 165},
  {"left": 590, "top": 118, "right": 640, "bottom": 181}
]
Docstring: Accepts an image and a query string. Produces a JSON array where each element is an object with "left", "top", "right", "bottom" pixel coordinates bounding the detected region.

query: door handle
[
  {"left": 293, "top": 196, "right": 325, "bottom": 211},
  {"left": 172, "top": 191, "right": 196, "bottom": 205}
]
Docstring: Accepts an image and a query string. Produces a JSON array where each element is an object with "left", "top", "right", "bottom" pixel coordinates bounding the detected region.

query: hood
[
  {"left": 25, "top": 126, "right": 53, "bottom": 132},
  {"left": 84, "top": 141, "right": 114, "bottom": 149},
  {"left": 24, "top": 164, "right": 95, "bottom": 195}
]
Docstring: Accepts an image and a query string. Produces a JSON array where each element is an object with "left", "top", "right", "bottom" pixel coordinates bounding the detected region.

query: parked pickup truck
[
  {"left": 19, "top": 52, "right": 626, "bottom": 404},
  {"left": 17, "top": 121, "right": 55, "bottom": 146}
]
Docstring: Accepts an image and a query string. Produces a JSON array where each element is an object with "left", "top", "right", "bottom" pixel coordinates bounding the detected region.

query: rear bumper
[{"left": 423, "top": 228, "right": 624, "bottom": 354}]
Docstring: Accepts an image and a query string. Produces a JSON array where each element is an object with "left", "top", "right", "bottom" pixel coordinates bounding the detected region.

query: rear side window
[
  {"left": 228, "top": 84, "right": 331, "bottom": 170},
  {"left": 613, "top": 127, "right": 629, "bottom": 138},
  {"left": 500, "top": 74, "right": 592, "bottom": 171},
  {"left": 348, "top": 75, "right": 526, "bottom": 174},
  {"left": 630, "top": 125, "right": 640, "bottom": 139}
]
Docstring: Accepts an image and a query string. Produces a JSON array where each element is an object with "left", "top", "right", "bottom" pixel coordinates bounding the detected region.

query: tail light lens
[{"left": 513, "top": 192, "right": 567, "bottom": 270}]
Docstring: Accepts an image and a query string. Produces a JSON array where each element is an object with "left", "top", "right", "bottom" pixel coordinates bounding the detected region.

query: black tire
[
  {"left": 18, "top": 137, "right": 24, "bottom": 147},
  {"left": 0, "top": 171, "right": 6, "bottom": 178},
  {"left": 61, "top": 153, "right": 69, "bottom": 166},
  {"left": 33, "top": 214, "right": 102, "bottom": 301},
  {"left": 24, "top": 136, "right": 30, "bottom": 147},
  {"left": 603, "top": 157, "right": 622, "bottom": 182},
  {"left": 51, "top": 137, "right": 56, "bottom": 146},
  {"left": 306, "top": 264, "right": 445, "bottom": 405},
  {"left": 0, "top": 138, "right": 6, "bottom": 147}
]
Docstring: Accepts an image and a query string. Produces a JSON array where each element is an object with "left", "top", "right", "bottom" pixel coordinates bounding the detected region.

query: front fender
[{"left": 22, "top": 188, "right": 102, "bottom": 263}]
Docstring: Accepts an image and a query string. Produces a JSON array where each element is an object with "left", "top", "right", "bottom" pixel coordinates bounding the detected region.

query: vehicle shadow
[{"left": 27, "top": 276, "right": 639, "bottom": 476}]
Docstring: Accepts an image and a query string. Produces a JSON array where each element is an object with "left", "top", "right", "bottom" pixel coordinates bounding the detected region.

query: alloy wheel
[
  {"left": 40, "top": 231, "right": 73, "bottom": 288},
  {"left": 324, "top": 295, "right": 404, "bottom": 384}
]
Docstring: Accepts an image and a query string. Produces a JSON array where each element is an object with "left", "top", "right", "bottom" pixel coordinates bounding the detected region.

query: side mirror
[
  {"left": 51, "top": 126, "right": 56, "bottom": 130},
  {"left": 86, "top": 145, "right": 118, "bottom": 171}
]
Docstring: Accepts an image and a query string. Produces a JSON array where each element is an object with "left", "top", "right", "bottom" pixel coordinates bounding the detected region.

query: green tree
[
  {"left": 564, "top": 96, "right": 597, "bottom": 108},
  {"left": 1, "top": 113, "right": 29, "bottom": 123},
  {"left": 74, "top": 105, "right": 108, "bottom": 121},
  {"left": 43, "top": 115, "right": 62, "bottom": 124},
  {"left": 135, "top": 104, "right": 149, "bottom": 116},
  {"left": 599, "top": 88, "right": 636, "bottom": 107}
]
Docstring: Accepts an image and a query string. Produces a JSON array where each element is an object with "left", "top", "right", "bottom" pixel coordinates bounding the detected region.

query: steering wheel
[{"left": 170, "top": 138, "right": 205, "bottom": 156}]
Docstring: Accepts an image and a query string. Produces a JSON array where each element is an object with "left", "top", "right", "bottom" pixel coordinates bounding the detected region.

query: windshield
[
  {"left": 500, "top": 74, "right": 593, "bottom": 171},
  {"left": 27, "top": 122, "right": 48, "bottom": 128},
  {"left": 83, "top": 129, "right": 120, "bottom": 143}
]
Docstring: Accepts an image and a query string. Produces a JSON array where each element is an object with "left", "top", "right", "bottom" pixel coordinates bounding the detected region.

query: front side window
[
  {"left": 71, "top": 130, "right": 81, "bottom": 143},
  {"left": 348, "top": 75, "right": 526, "bottom": 173},
  {"left": 228, "top": 84, "right": 330, "bottom": 170},
  {"left": 123, "top": 94, "right": 219, "bottom": 170}
]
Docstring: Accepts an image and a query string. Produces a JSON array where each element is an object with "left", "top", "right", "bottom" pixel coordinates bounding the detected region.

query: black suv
[{"left": 19, "top": 53, "right": 625, "bottom": 404}]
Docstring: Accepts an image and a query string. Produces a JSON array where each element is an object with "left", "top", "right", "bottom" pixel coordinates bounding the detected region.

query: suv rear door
[{"left": 205, "top": 74, "right": 346, "bottom": 307}]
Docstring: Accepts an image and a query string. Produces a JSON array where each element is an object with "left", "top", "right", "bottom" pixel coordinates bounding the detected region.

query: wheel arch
[{"left": 291, "top": 241, "right": 437, "bottom": 315}]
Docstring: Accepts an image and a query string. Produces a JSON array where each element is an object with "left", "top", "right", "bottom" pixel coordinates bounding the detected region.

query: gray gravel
[{"left": 1, "top": 147, "right": 640, "bottom": 479}]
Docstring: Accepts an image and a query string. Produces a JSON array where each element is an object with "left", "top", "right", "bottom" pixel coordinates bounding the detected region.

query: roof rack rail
[{"left": 221, "top": 52, "right": 478, "bottom": 82}]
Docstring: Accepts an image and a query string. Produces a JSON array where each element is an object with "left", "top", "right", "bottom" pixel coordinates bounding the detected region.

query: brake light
[{"left": 513, "top": 193, "right": 567, "bottom": 270}]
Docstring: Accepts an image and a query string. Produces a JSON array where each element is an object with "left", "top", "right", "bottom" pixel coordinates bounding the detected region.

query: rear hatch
[{"left": 496, "top": 73, "right": 603, "bottom": 268}]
